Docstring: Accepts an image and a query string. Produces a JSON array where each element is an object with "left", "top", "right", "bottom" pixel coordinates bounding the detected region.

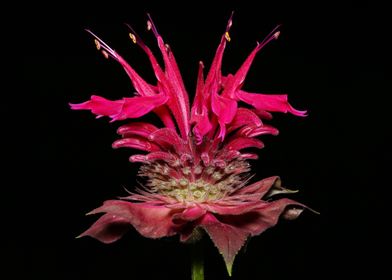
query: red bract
[{"left": 71, "top": 14, "right": 311, "bottom": 275}]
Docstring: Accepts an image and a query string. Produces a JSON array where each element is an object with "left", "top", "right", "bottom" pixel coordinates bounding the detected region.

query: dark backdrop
[{"left": 14, "top": 1, "right": 389, "bottom": 279}]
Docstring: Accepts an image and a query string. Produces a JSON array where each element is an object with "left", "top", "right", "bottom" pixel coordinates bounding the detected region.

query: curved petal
[
  {"left": 211, "top": 91, "right": 238, "bottom": 140},
  {"left": 77, "top": 213, "right": 130, "bottom": 244},
  {"left": 172, "top": 206, "right": 206, "bottom": 224},
  {"left": 117, "top": 122, "right": 159, "bottom": 138},
  {"left": 237, "top": 90, "right": 307, "bottom": 116},
  {"left": 225, "top": 137, "right": 264, "bottom": 151},
  {"left": 86, "top": 200, "right": 180, "bottom": 238},
  {"left": 218, "top": 198, "right": 306, "bottom": 237},
  {"left": 112, "top": 136, "right": 160, "bottom": 152},
  {"left": 233, "top": 176, "right": 298, "bottom": 200},
  {"left": 69, "top": 95, "right": 123, "bottom": 118},
  {"left": 111, "top": 94, "right": 168, "bottom": 121}
]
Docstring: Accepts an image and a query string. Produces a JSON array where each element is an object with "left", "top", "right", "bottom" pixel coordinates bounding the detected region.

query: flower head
[{"left": 71, "top": 14, "right": 312, "bottom": 275}]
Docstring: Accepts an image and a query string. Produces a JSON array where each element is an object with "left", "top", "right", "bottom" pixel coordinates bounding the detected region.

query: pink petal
[
  {"left": 148, "top": 128, "right": 184, "bottom": 152},
  {"left": 233, "top": 176, "right": 282, "bottom": 199},
  {"left": 204, "top": 13, "right": 233, "bottom": 95},
  {"left": 211, "top": 91, "right": 238, "bottom": 139},
  {"left": 200, "top": 213, "right": 249, "bottom": 276},
  {"left": 112, "top": 136, "right": 160, "bottom": 152},
  {"left": 225, "top": 137, "right": 264, "bottom": 151},
  {"left": 191, "top": 62, "right": 213, "bottom": 143},
  {"left": 129, "top": 151, "right": 176, "bottom": 163},
  {"left": 238, "top": 124, "right": 279, "bottom": 137},
  {"left": 172, "top": 206, "right": 206, "bottom": 224},
  {"left": 219, "top": 198, "right": 305, "bottom": 236},
  {"left": 227, "top": 108, "right": 263, "bottom": 133},
  {"left": 222, "top": 26, "right": 281, "bottom": 99},
  {"left": 201, "top": 201, "right": 262, "bottom": 215},
  {"left": 69, "top": 95, "right": 123, "bottom": 118},
  {"left": 236, "top": 90, "right": 307, "bottom": 116},
  {"left": 117, "top": 122, "right": 159, "bottom": 138},
  {"left": 87, "top": 200, "right": 180, "bottom": 238},
  {"left": 147, "top": 15, "right": 190, "bottom": 138},
  {"left": 77, "top": 213, "right": 130, "bottom": 244},
  {"left": 110, "top": 94, "right": 168, "bottom": 121},
  {"left": 252, "top": 108, "right": 273, "bottom": 120},
  {"left": 87, "top": 30, "right": 158, "bottom": 98}
]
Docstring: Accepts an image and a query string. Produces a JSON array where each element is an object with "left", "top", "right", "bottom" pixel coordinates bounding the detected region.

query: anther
[
  {"left": 129, "top": 33, "right": 137, "bottom": 44},
  {"left": 94, "top": 39, "right": 101, "bottom": 50},
  {"left": 225, "top": 31, "right": 231, "bottom": 42}
]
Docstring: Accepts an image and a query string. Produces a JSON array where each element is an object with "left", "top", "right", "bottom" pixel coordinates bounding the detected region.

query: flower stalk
[{"left": 191, "top": 241, "right": 204, "bottom": 280}]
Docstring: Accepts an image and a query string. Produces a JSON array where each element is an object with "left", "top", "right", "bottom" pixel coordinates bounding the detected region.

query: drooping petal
[
  {"left": 238, "top": 124, "right": 279, "bottom": 137},
  {"left": 86, "top": 200, "right": 180, "bottom": 238},
  {"left": 70, "top": 94, "right": 168, "bottom": 122},
  {"left": 200, "top": 213, "right": 249, "bottom": 276},
  {"left": 201, "top": 201, "right": 262, "bottom": 215},
  {"left": 225, "top": 137, "right": 264, "bottom": 151},
  {"left": 69, "top": 95, "right": 123, "bottom": 118},
  {"left": 172, "top": 206, "right": 206, "bottom": 224},
  {"left": 111, "top": 94, "right": 169, "bottom": 121},
  {"left": 236, "top": 90, "right": 307, "bottom": 116},
  {"left": 219, "top": 198, "right": 305, "bottom": 237},
  {"left": 112, "top": 136, "right": 160, "bottom": 152},
  {"left": 233, "top": 176, "right": 280, "bottom": 197},
  {"left": 252, "top": 108, "right": 273, "bottom": 120},
  {"left": 148, "top": 128, "right": 184, "bottom": 152},
  {"left": 227, "top": 108, "right": 263, "bottom": 133},
  {"left": 77, "top": 213, "right": 130, "bottom": 244},
  {"left": 129, "top": 151, "right": 176, "bottom": 164},
  {"left": 117, "top": 122, "right": 159, "bottom": 138}
]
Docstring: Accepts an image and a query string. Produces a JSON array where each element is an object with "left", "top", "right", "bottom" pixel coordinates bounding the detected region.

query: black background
[{"left": 14, "top": 1, "right": 389, "bottom": 279}]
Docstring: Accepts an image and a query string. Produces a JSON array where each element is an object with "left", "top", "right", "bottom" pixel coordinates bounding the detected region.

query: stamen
[
  {"left": 129, "top": 33, "right": 137, "bottom": 44},
  {"left": 147, "top": 20, "right": 152, "bottom": 31},
  {"left": 225, "top": 31, "right": 231, "bottom": 42},
  {"left": 101, "top": 50, "right": 109, "bottom": 59},
  {"left": 94, "top": 39, "right": 101, "bottom": 50}
]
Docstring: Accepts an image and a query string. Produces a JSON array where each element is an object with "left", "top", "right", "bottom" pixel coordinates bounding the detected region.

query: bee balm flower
[{"left": 71, "top": 14, "right": 311, "bottom": 275}]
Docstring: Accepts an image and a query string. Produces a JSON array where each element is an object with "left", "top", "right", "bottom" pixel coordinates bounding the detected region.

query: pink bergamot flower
[{"left": 71, "top": 13, "right": 315, "bottom": 276}]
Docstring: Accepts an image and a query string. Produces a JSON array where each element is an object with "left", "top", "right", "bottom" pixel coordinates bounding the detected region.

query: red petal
[
  {"left": 239, "top": 124, "right": 279, "bottom": 137},
  {"left": 211, "top": 91, "right": 238, "bottom": 139},
  {"left": 77, "top": 213, "right": 130, "bottom": 244},
  {"left": 111, "top": 94, "right": 168, "bottom": 121},
  {"left": 222, "top": 26, "right": 281, "bottom": 99},
  {"left": 234, "top": 176, "right": 278, "bottom": 195},
  {"left": 148, "top": 128, "right": 184, "bottom": 151},
  {"left": 147, "top": 16, "right": 190, "bottom": 138},
  {"left": 191, "top": 62, "right": 213, "bottom": 143},
  {"left": 227, "top": 108, "right": 263, "bottom": 133},
  {"left": 117, "top": 122, "right": 158, "bottom": 138},
  {"left": 225, "top": 137, "right": 264, "bottom": 151},
  {"left": 172, "top": 206, "right": 206, "bottom": 224},
  {"left": 69, "top": 95, "right": 123, "bottom": 118},
  {"left": 219, "top": 198, "right": 305, "bottom": 236},
  {"left": 201, "top": 201, "right": 262, "bottom": 215},
  {"left": 112, "top": 137, "right": 160, "bottom": 152},
  {"left": 237, "top": 90, "right": 307, "bottom": 116},
  {"left": 200, "top": 213, "right": 249, "bottom": 276},
  {"left": 87, "top": 200, "right": 180, "bottom": 238}
]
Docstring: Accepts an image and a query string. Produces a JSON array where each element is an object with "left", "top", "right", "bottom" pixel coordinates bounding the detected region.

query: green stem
[{"left": 191, "top": 241, "right": 204, "bottom": 280}]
